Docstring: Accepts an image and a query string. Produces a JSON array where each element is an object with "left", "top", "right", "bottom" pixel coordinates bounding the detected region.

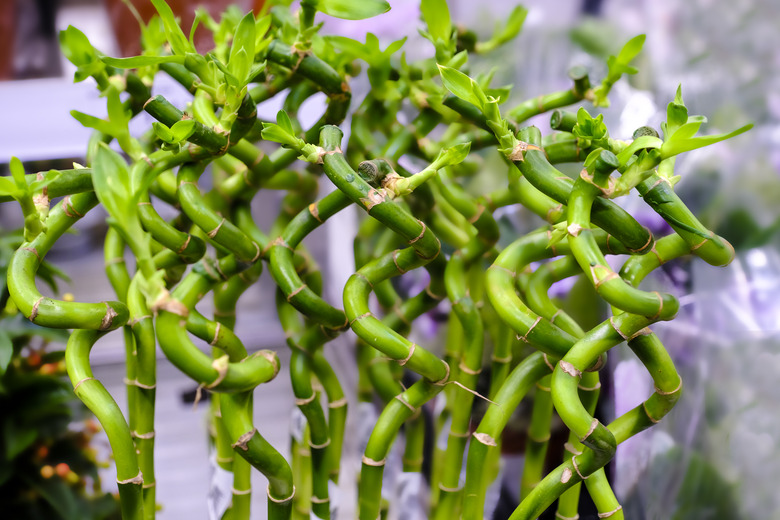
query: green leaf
[
  {"left": 431, "top": 142, "right": 471, "bottom": 170},
  {"left": 664, "top": 85, "right": 689, "bottom": 138},
  {"left": 92, "top": 143, "right": 132, "bottom": 221},
  {"left": 101, "top": 54, "right": 185, "bottom": 68},
  {"left": 276, "top": 110, "right": 295, "bottom": 135},
  {"left": 29, "top": 170, "right": 61, "bottom": 192},
  {"left": 70, "top": 110, "right": 115, "bottom": 136},
  {"left": 421, "top": 0, "right": 451, "bottom": 43},
  {"left": 229, "top": 12, "right": 256, "bottom": 82},
  {"left": 437, "top": 65, "right": 486, "bottom": 109},
  {"left": 495, "top": 5, "right": 528, "bottom": 44},
  {"left": 171, "top": 120, "right": 197, "bottom": 142},
  {"left": 317, "top": 0, "right": 391, "bottom": 20},
  {"left": 4, "top": 422, "right": 38, "bottom": 459},
  {"left": 58, "top": 26, "right": 95, "bottom": 67},
  {"left": 106, "top": 87, "right": 131, "bottom": 129},
  {"left": 150, "top": 0, "right": 195, "bottom": 55},
  {"left": 9, "top": 157, "right": 27, "bottom": 191},
  {"left": 0, "top": 177, "right": 18, "bottom": 197},
  {"left": 660, "top": 124, "right": 753, "bottom": 159},
  {"left": 0, "top": 329, "right": 12, "bottom": 377},
  {"left": 615, "top": 135, "right": 663, "bottom": 165},
  {"left": 152, "top": 122, "right": 175, "bottom": 143},
  {"left": 615, "top": 34, "right": 645, "bottom": 68},
  {"left": 485, "top": 86, "right": 512, "bottom": 105}
]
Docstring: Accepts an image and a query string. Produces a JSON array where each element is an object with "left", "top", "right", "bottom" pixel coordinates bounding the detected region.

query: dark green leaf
[{"left": 4, "top": 421, "right": 38, "bottom": 459}]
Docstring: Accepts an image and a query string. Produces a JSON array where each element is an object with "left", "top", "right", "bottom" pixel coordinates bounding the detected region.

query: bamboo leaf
[
  {"left": 660, "top": 124, "right": 753, "bottom": 159},
  {"left": 9, "top": 157, "right": 27, "bottom": 191},
  {"left": 0, "top": 177, "right": 19, "bottom": 197},
  {"left": 92, "top": 144, "right": 132, "bottom": 221},
  {"left": 58, "top": 26, "right": 95, "bottom": 67},
  {"left": 277, "top": 110, "right": 295, "bottom": 135},
  {"left": 150, "top": 0, "right": 195, "bottom": 55},
  {"left": 101, "top": 55, "right": 185, "bottom": 68},
  {"left": 70, "top": 110, "right": 115, "bottom": 136},
  {"left": 317, "top": 0, "right": 390, "bottom": 20},
  {"left": 152, "top": 122, "right": 175, "bottom": 143},
  {"left": 421, "top": 0, "right": 451, "bottom": 43},
  {"left": 171, "top": 120, "right": 197, "bottom": 142},
  {"left": 437, "top": 65, "right": 486, "bottom": 109},
  {"left": 615, "top": 135, "right": 663, "bottom": 165},
  {"left": 229, "top": 12, "right": 256, "bottom": 82}
]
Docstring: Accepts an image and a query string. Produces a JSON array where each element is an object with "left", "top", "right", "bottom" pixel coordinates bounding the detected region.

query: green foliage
[
  {"left": 58, "top": 26, "right": 106, "bottom": 83},
  {"left": 592, "top": 34, "right": 645, "bottom": 107},
  {"left": 316, "top": 0, "right": 391, "bottom": 20},
  {"left": 475, "top": 5, "right": 528, "bottom": 53}
]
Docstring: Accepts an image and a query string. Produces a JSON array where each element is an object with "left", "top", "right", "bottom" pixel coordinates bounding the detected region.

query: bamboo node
[
  {"left": 536, "top": 382, "right": 551, "bottom": 392},
  {"left": 626, "top": 227, "right": 653, "bottom": 254},
  {"left": 559, "top": 360, "right": 582, "bottom": 378},
  {"left": 308, "top": 202, "right": 322, "bottom": 222},
  {"left": 578, "top": 381, "right": 602, "bottom": 391},
  {"left": 556, "top": 512, "right": 579, "bottom": 520},
  {"left": 309, "top": 438, "right": 331, "bottom": 449},
  {"left": 543, "top": 353, "right": 556, "bottom": 372},
  {"left": 207, "top": 218, "right": 225, "bottom": 239},
  {"left": 609, "top": 316, "right": 629, "bottom": 341},
  {"left": 143, "top": 482, "right": 156, "bottom": 489},
  {"left": 564, "top": 442, "right": 583, "bottom": 456},
  {"left": 232, "top": 488, "right": 251, "bottom": 496},
  {"left": 311, "top": 495, "right": 330, "bottom": 504},
  {"left": 560, "top": 467, "right": 573, "bottom": 484},
  {"left": 458, "top": 360, "right": 482, "bottom": 375},
  {"left": 232, "top": 429, "right": 257, "bottom": 451},
  {"left": 492, "top": 354, "right": 512, "bottom": 364},
  {"left": 408, "top": 220, "right": 427, "bottom": 245},
  {"left": 566, "top": 223, "right": 583, "bottom": 237},
  {"left": 286, "top": 283, "right": 308, "bottom": 302},
  {"left": 398, "top": 343, "right": 416, "bottom": 366},
  {"left": 572, "top": 456, "right": 588, "bottom": 480},
  {"left": 394, "top": 394, "right": 416, "bottom": 412},
  {"left": 99, "top": 303, "right": 119, "bottom": 331},
  {"left": 206, "top": 355, "right": 229, "bottom": 389},
  {"left": 210, "top": 322, "right": 222, "bottom": 346},
  {"left": 360, "top": 188, "right": 388, "bottom": 211},
  {"left": 582, "top": 418, "right": 600, "bottom": 442},
  {"left": 177, "top": 234, "right": 192, "bottom": 254},
  {"left": 266, "top": 485, "right": 295, "bottom": 503},
  {"left": 439, "top": 483, "right": 463, "bottom": 493},
  {"left": 643, "top": 401, "right": 661, "bottom": 423},
  {"left": 29, "top": 296, "right": 44, "bottom": 322},
  {"left": 295, "top": 393, "right": 317, "bottom": 406},
  {"left": 433, "top": 361, "right": 450, "bottom": 386},
  {"left": 329, "top": 397, "right": 348, "bottom": 408},
  {"left": 598, "top": 505, "right": 623, "bottom": 518},
  {"left": 362, "top": 455, "right": 386, "bottom": 467},
  {"left": 508, "top": 141, "right": 541, "bottom": 161},
  {"left": 62, "top": 195, "right": 83, "bottom": 217},
  {"left": 392, "top": 249, "right": 407, "bottom": 274},
  {"left": 517, "top": 316, "right": 542, "bottom": 343},
  {"left": 73, "top": 377, "right": 95, "bottom": 393},
  {"left": 23, "top": 247, "right": 40, "bottom": 261},
  {"left": 472, "top": 432, "right": 497, "bottom": 446},
  {"left": 655, "top": 378, "right": 683, "bottom": 396},
  {"left": 117, "top": 471, "right": 144, "bottom": 486},
  {"left": 132, "top": 430, "right": 156, "bottom": 440}
]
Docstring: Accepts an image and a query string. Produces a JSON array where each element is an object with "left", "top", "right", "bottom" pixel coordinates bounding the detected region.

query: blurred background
[{"left": 0, "top": 0, "right": 778, "bottom": 518}]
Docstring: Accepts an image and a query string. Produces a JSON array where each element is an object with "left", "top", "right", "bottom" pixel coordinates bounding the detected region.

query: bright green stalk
[
  {"left": 508, "top": 66, "right": 592, "bottom": 123},
  {"left": 7, "top": 191, "right": 129, "bottom": 330},
  {"left": 66, "top": 330, "right": 144, "bottom": 520},
  {"left": 565, "top": 151, "right": 678, "bottom": 320},
  {"left": 513, "top": 127, "right": 654, "bottom": 253}
]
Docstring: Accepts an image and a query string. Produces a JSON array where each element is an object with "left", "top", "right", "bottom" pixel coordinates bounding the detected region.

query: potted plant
[{"left": 1, "top": 0, "right": 752, "bottom": 518}]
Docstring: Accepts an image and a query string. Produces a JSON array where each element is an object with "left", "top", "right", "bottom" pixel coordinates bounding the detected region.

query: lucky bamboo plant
[{"left": 0, "top": 0, "right": 752, "bottom": 518}]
